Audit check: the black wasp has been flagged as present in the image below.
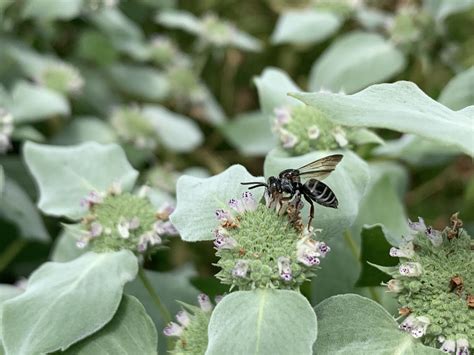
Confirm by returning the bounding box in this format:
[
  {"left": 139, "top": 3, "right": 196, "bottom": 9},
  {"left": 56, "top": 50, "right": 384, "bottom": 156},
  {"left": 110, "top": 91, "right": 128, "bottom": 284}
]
[{"left": 241, "top": 154, "right": 343, "bottom": 229}]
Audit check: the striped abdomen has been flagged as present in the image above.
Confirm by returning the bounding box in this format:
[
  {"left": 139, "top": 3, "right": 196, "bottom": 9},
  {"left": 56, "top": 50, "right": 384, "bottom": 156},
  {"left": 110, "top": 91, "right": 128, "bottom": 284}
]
[{"left": 304, "top": 179, "right": 338, "bottom": 208}]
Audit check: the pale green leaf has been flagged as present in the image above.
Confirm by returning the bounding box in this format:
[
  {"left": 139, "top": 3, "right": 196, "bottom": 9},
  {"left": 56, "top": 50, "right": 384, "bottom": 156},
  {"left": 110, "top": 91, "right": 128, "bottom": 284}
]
[
  {"left": 423, "top": 0, "right": 474, "bottom": 21},
  {"left": 50, "top": 224, "right": 86, "bottom": 262},
  {"left": 22, "top": 0, "right": 83, "bottom": 20},
  {"left": 0, "top": 166, "right": 3, "bottom": 198},
  {"left": 438, "top": 66, "right": 474, "bottom": 110},
  {"left": 62, "top": 295, "right": 158, "bottom": 355},
  {"left": 355, "top": 7, "right": 391, "bottom": 30},
  {"left": 206, "top": 290, "right": 317, "bottom": 355},
  {"left": 0, "top": 285, "right": 22, "bottom": 305},
  {"left": 24, "top": 142, "right": 138, "bottom": 219},
  {"left": 347, "top": 128, "right": 384, "bottom": 146},
  {"left": 51, "top": 117, "right": 118, "bottom": 145},
  {"left": 254, "top": 68, "right": 302, "bottom": 117},
  {"left": 293, "top": 81, "right": 474, "bottom": 156},
  {"left": 231, "top": 31, "right": 262, "bottom": 52},
  {"left": 8, "top": 82, "right": 70, "bottom": 123},
  {"left": 264, "top": 149, "right": 369, "bottom": 240},
  {"left": 108, "top": 65, "right": 169, "bottom": 101},
  {"left": 125, "top": 266, "right": 200, "bottom": 355},
  {"left": 142, "top": 105, "right": 203, "bottom": 152},
  {"left": 309, "top": 32, "right": 406, "bottom": 94},
  {"left": 156, "top": 10, "right": 202, "bottom": 34},
  {"left": 170, "top": 165, "right": 265, "bottom": 242},
  {"left": 314, "top": 294, "right": 443, "bottom": 354},
  {"left": 271, "top": 10, "right": 341, "bottom": 45},
  {"left": 1, "top": 251, "right": 138, "bottom": 355},
  {"left": 11, "top": 126, "right": 44, "bottom": 142},
  {"left": 222, "top": 111, "right": 276, "bottom": 156},
  {"left": 0, "top": 177, "right": 49, "bottom": 242}
]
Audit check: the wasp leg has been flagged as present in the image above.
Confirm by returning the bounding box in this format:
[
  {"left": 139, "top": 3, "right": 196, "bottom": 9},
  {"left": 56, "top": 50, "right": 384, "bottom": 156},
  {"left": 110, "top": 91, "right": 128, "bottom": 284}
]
[{"left": 302, "top": 194, "right": 315, "bottom": 231}]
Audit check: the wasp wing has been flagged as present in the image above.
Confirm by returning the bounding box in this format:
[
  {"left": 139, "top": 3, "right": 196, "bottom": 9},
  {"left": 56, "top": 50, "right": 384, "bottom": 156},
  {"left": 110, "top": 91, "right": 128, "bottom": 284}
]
[{"left": 297, "top": 154, "right": 343, "bottom": 180}]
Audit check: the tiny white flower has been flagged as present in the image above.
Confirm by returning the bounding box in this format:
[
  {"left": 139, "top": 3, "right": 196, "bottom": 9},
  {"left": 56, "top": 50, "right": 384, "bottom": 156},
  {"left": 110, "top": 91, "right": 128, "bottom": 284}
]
[
  {"left": 198, "top": 294, "right": 213, "bottom": 312},
  {"left": 89, "top": 222, "right": 103, "bottom": 238},
  {"left": 332, "top": 127, "right": 348, "bottom": 147},
  {"left": 386, "top": 279, "right": 403, "bottom": 293},
  {"left": 279, "top": 128, "right": 298, "bottom": 148},
  {"left": 307, "top": 125, "right": 320, "bottom": 140},
  {"left": 228, "top": 198, "right": 245, "bottom": 213},
  {"left": 389, "top": 242, "right": 415, "bottom": 258},
  {"left": 399, "top": 314, "right": 416, "bottom": 332},
  {"left": 232, "top": 260, "right": 249, "bottom": 278},
  {"left": 163, "top": 322, "right": 183, "bottom": 337},
  {"left": 399, "top": 262, "right": 423, "bottom": 277},
  {"left": 410, "top": 316, "right": 430, "bottom": 338},
  {"left": 440, "top": 339, "right": 456, "bottom": 353},
  {"left": 214, "top": 229, "right": 237, "bottom": 249},
  {"left": 176, "top": 310, "right": 191, "bottom": 328},
  {"left": 117, "top": 218, "right": 130, "bottom": 239},
  {"left": 241, "top": 191, "right": 258, "bottom": 212},
  {"left": 277, "top": 256, "right": 292, "bottom": 281},
  {"left": 274, "top": 107, "right": 292, "bottom": 126},
  {"left": 425, "top": 227, "right": 443, "bottom": 247},
  {"left": 408, "top": 217, "right": 426, "bottom": 233},
  {"left": 129, "top": 217, "right": 140, "bottom": 230},
  {"left": 456, "top": 339, "right": 470, "bottom": 355}
]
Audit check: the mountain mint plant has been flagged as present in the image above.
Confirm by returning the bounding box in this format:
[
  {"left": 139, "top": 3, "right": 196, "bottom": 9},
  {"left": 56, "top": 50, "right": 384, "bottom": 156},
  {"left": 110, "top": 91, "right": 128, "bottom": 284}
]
[{"left": 382, "top": 214, "right": 473, "bottom": 354}]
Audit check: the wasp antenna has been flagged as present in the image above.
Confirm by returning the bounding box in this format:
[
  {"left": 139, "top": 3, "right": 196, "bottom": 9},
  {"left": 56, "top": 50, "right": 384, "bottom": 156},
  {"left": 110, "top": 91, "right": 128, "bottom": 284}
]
[{"left": 241, "top": 181, "right": 267, "bottom": 189}]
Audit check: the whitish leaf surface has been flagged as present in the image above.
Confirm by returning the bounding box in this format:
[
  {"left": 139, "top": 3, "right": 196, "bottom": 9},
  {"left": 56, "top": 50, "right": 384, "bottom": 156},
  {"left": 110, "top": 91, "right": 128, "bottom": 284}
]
[
  {"left": 51, "top": 117, "right": 118, "bottom": 145},
  {"left": 156, "top": 10, "right": 201, "bottom": 34},
  {"left": 222, "top": 111, "right": 276, "bottom": 156},
  {"left": 254, "top": 68, "right": 302, "bottom": 117},
  {"left": 0, "top": 177, "right": 49, "bottom": 242},
  {"left": 170, "top": 165, "right": 265, "bottom": 241},
  {"left": 22, "top": 0, "right": 83, "bottom": 20},
  {"left": 108, "top": 65, "right": 169, "bottom": 101},
  {"left": 0, "top": 166, "right": 3, "bottom": 198},
  {"left": 423, "top": 0, "right": 474, "bottom": 21},
  {"left": 438, "top": 66, "right": 474, "bottom": 110},
  {"left": 314, "top": 294, "right": 443, "bottom": 354},
  {"left": 293, "top": 81, "right": 474, "bottom": 156},
  {"left": 7, "top": 82, "right": 69, "bottom": 123},
  {"left": 271, "top": 10, "right": 341, "bottom": 45},
  {"left": 50, "top": 224, "right": 86, "bottom": 262},
  {"left": 309, "top": 32, "right": 406, "bottom": 94},
  {"left": 206, "top": 290, "right": 317, "bottom": 355},
  {"left": 24, "top": 142, "right": 138, "bottom": 219},
  {"left": 264, "top": 149, "right": 369, "bottom": 240},
  {"left": 62, "top": 295, "right": 158, "bottom": 355},
  {"left": 1, "top": 251, "right": 138, "bottom": 355},
  {"left": 142, "top": 105, "right": 203, "bottom": 152},
  {"left": 125, "top": 266, "right": 200, "bottom": 354}
]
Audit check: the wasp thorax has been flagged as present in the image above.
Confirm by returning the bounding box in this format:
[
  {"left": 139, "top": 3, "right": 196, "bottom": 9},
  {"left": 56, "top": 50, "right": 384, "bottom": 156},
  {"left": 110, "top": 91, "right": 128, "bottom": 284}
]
[
  {"left": 213, "top": 191, "right": 330, "bottom": 290},
  {"left": 384, "top": 214, "right": 473, "bottom": 352},
  {"left": 77, "top": 185, "right": 177, "bottom": 254}
]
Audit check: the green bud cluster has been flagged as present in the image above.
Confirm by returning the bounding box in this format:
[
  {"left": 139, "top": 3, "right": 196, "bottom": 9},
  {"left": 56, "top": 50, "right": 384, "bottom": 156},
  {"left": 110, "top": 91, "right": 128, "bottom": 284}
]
[
  {"left": 385, "top": 215, "right": 473, "bottom": 352},
  {"left": 149, "top": 36, "right": 178, "bottom": 67},
  {"left": 166, "top": 64, "right": 203, "bottom": 103},
  {"left": 110, "top": 106, "right": 157, "bottom": 150},
  {"left": 39, "top": 63, "right": 84, "bottom": 95}
]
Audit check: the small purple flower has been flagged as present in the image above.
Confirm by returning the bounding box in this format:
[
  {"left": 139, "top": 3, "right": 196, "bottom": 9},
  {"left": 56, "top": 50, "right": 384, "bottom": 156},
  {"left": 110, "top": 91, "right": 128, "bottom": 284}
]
[
  {"left": 215, "top": 295, "right": 224, "bottom": 304},
  {"left": 389, "top": 242, "right": 415, "bottom": 259},
  {"left": 163, "top": 322, "right": 183, "bottom": 337},
  {"left": 425, "top": 227, "right": 443, "bottom": 247},
  {"left": 176, "top": 310, "right": 191, "bottom": 327},
  {"left": 241, "top": 191, "right": 258, "bottom": 212},
  {"left": 307, "top": 125, "right": 320, "bottom": 140},
  {"left": 228, "top": 198, "right": 245, "bottom": 213},
  {"left": 408, "top": 217, "right": 426, "bottom": 233},
  {"left": 399, "top": 314, "right": 416, "bottom": 332},
  {"left": 213, "top": 229, "right": 237, "bottom": 249},
  {"left": 76, "top": 237, "right": 90, "bottom": 249},
  {"left": 399, "top": 262, "right": 422, "bottom": 277},
  {"left": 137, "top": 231, "right": 162, "bottom": 253},
  {"left": 198, "top": 294, "right": 213, "bottom": 312},
  {"left": 232, "top": 260, "right": 249, "bottom": 278},
  {"left": 315, "top": 241, "right": 330, "bottom": 257},
  {"left": 89, "top": 222, "right": 103, "bottom": 238},
  {"left": 279, "top": 129, "right": 298, "bottom": 149},
  {"left": 297, "top": 236, "right": 322, "bottom": 266},
  {"left": 80, "top": 191, "right": 103, "bottom": 208},
  {"left": 410, "top": 316, "right": 430, "bottom": 338},
  {"left": 215, "top": 209, "right": 233, "bottom": 223},
  {"left": 440, "top": 339, "right": 456, "bottom": 353},
  {"left": 129, "top": 217, "right": 140, "bottom": 230},
  {"left": 277, "top": 256, "right": 292, "bottom": 281},
  {"left": 456, "top": 339, "right": 469, "bottom": 355},
  {"left": 386, "top": 279, "right": 403, "bottom": 293},
  {"left": 155, "top": 220, "right": 178, "bottom": 235},
  {"left": 274, "top": 107, "right": 292, "bottom": 126},
  {"left": 157, "top": 202, "right": 175, "bottom": 220}
]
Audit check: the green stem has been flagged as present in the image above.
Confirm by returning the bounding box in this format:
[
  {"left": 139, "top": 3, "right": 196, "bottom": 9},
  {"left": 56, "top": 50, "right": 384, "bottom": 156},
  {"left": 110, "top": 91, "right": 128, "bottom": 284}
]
[
  {"left": 138, "top": 267, "right": 172, "bottom": 324},
  {"left": 0, "top": 239, "right": 27, "bottom": 273}
]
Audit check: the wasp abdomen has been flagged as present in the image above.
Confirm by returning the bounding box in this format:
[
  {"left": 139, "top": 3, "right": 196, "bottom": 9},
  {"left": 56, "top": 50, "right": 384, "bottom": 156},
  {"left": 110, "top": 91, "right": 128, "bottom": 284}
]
[{"left": 305, "top": 179, "right": 338, "bottom": 208}]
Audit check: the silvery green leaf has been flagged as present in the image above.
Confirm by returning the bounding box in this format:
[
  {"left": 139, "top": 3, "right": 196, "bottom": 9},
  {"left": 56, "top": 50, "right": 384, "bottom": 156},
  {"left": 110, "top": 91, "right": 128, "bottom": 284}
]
[
  {"left": 374, "top": 134, "right": 459, "bottom": 166},
  {"left": 264, "top": 148, "right": 369, "bottom": 240},
  {"left": 125, "top": 266, "right": 199, "bottom": 355},
  {"left": 7, "top": 82, "right": 69, "bottom": 123},
  {"left": 351, "top": 162, "right": 409, "bottom": 245},
  {"left": 0, "top": 285, "right": 22, "bottom": 305},
  {"left": 197, "top": 86, "right": 227, "bottom": 125},
  {"left": 438, "top": 66, "right": 474, "bottom": 110},
  {"left": 423, "top": 0, "right": 474, "bottom": 21},
  {"left": 231, "top": 30, "right": 262, "bottom": 52},
  {"left": 51, "top": 117, "right": 118, "bottom": 145},
  {"left": 207, "top": 290, "right": 317, "bottom": 355},
  {"left": 108, "top": 65, "right": 169, "bottom": 101},
  {"left": 309, "top": 32, "right": 406, "bottom": 94},
  {"left": 1, "top": 251, "right": 138, "bottom": 355},
  {"left": 292, "top": 81, "right": 474, "bottom": 156},
  {"left": 347, "top": 128, "right": 384, "bottom": 146},
  {"left": 22, "top": 0, "right": 83, "bottom": 20},
  {"left": 61, "top": 295, "right": 158, "bottom": 355},
  {"left": 24, "top": 142, "right": 138, "bottom": 219},
  {"left": 355, "top": 7, "right": 392, "bottom": 30},
  {"left": 11, "top": 126, "right": 44, "bottom": 142},
  {"left": 271, "top": 10, "right": 341, "bottom": 45},
  {"left": 156, "top": 10, "right": 202, "bottom": 34},
  {"left": 0, "top": 177, "right": 49, "bottom": 242},
  {"left": 0, "top": 166, "right": 3, "bottom": 198},
  {"left": 142, "top": 105, "right": 203, "bottom": 152},
  {"left": 50, "top": 224, "right": 86, "bottom": 262},
  {"left": 2, "top": 40, "right": 50, "bottom": 78},
  {"left": 222, "top": 111, "right": 276, "bottom": 156},
  {"left": 314, "top": 294, "right": 443, "bottom": 354},
  {"left": 170, "top": 165, "right": 265, "bottom": 242},
  {"left": 254, "top": 68, "right": 302, "bottom": 117}
]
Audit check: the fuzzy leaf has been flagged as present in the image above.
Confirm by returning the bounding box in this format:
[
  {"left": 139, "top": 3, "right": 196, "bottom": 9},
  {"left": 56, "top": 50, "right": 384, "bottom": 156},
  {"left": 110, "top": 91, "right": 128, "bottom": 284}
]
[
  {"left": 293, "top": 81, "right": 474, "bottom": 156},
  {"left": 8, "top": 82, "right": 70, "bottom": 123},
  {"left": 438, "top": 66, "right": 474, "bottom": 110},
  {"left": 309, "top": 32, "right": 406, "bottom": 94},
  {"left": 314, "top": 294, "right": 443, "bottom": 354},
  {"left": 51, "top": 117, "right": 118, "bottom": 145},
  {"left": 254, "top": 68, "right": 302, "bottom": 117},
  {"left": 156, "top": 10, "right": 202, "bottom": 34},
  {"left": 24, "top": 142, "right": 138, "bottom": 219},
  {"left": 206, "top": 290, "right": 317, "bottom": 355},
  {"left": 222, "top": 111, "right": 276, "bottom": 156},
  {"left": 1, "top": 251, "right": 138, "bottom": 355},
  {"left": 61, "top": 295, "right": 158, "bottom": 355},
  {"left": 0, "top": 166, "right": 3, "bottom": 197},
  {"left": 0, "top": 177, "right": 49, "bottom": 242},
  {"left": 22, "top": 0, "right": 83, "bottom": 20},
  {"left": 50, "top": 225, "right": 86, "bottom": 262},
  {"left": 170, "top": 165, "right": 265, "bottom": 242},
  {"left": 423, "top": 0, "right": 474, "bottom": 21},
  {"left": 142, "top": 105, "right": 203, "bottom": 152},
  {"left": 271, "top": 10, "right": 341, "bottom": 45}
]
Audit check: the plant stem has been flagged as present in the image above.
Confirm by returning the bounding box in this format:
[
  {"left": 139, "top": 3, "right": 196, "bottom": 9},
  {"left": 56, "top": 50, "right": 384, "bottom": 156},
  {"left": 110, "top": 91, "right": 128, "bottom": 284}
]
[
  {"left": 0, "top": 239, "right": 27, "bottom": 273},
  {"left": 138, "top": 267, "right": 172, "bottom": 324}
]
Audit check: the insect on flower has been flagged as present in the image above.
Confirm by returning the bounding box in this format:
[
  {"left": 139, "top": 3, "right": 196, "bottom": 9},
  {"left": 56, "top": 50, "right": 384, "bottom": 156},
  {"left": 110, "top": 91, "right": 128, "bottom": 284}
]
[{"left": 241, "top": 154, "right": 343, "bottom": 230}]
